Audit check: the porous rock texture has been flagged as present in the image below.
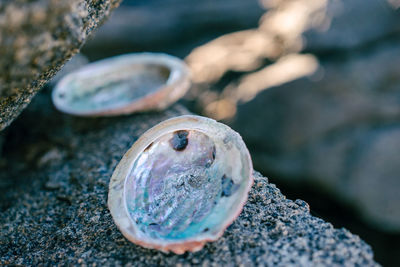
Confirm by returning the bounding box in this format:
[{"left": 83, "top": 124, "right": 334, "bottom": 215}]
[
  {"left": 0, "top": 88, "right": 378, "bottom": 266},
  {"left": 0, "top": 0, "right": 121, "bottom": 131}
]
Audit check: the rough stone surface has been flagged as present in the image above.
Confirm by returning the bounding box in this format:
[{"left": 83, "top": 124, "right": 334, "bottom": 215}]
[
  {"left": 0, "top": 0, "right": 121, "bottom": 131},
  {"left": 0, "top": 88, "right": 378, "bottom": 265}
]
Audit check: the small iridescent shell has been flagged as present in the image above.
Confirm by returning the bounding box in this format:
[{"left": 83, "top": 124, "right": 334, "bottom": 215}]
[
  {"left": 108, "top": 115, "right": 253, "bottom": 254},
  {"left": 52, "top": 53, "right": 190, "bottom": 116}
]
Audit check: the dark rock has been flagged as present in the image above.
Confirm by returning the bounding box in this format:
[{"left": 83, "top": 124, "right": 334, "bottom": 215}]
[
  {"left": 0, "top": 0, "right": 121, "bottom": 131},
  {"left": 0, "top": 89, "right": 377, "bottom": 265}
]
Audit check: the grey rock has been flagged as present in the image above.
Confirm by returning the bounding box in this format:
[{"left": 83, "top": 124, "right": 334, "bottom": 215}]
[
  {"left": 0, "top": 0, "right": 121, "bottom": 131},
  {"left": 0, "top": 90, "right": 377, "bottom": 265},
  {"left": 231, "top": 40, "right": 400, "bottom": 232}
]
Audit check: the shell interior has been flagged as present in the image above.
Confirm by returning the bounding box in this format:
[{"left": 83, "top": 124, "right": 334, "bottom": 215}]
[
  {"left": 61, "top": 64, "right": 169, "bottom": 113},
  {"left": 108, "top": 115, "right": 253, "bottom": 253},
  {"left": 52, "top": 53, "right": 189, "bottom": 115},
  {"left": 125, "top": 128, "right": 249, "bottom": 242}
]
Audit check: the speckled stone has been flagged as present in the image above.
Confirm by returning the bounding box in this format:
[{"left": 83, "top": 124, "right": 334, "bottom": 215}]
[
  {"left": 0, "top": 0, "right": 121, "bottom": 131},
  {"left": 0, "top": 89, "right": 378, "bottom": 266}
]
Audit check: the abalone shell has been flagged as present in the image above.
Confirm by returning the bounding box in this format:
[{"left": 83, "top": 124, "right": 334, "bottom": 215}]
[
  {"left": 108, "top": 115, "right": 253, "bottom": 254},
  {"left": 52, "top": 53, "right": 190, "bottom": 116}
]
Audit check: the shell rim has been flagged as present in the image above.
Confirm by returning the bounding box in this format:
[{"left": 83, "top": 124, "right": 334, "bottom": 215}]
[
  {"left": 108, "top": 115, "right": 253, "bottom": 254},
  {"left": 52, "top": 53, "right": 191, "bottom": 116}
]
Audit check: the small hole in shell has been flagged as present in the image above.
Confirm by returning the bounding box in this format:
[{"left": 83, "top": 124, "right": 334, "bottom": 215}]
[
  {"left": 144, "top": 142, "right": 153, "bottom": 152},
  {"left": 170, "top": 130, "right": 189, "bottom": 151},
  {"left": 221, "top": 175, "right": 239, "bottom": 197}
]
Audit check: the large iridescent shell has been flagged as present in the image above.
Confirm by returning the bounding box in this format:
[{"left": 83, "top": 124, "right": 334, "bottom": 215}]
[
  {"left": 108, "top": 115, "right": 253, "bottom": 254},
  {"left": 52, "top": 53, "right": 190, "bottom": 116}
]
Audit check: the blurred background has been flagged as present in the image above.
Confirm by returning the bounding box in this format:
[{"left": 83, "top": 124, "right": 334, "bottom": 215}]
[{"left": 81, "top": 0, "right": 400, "bottom": 265}]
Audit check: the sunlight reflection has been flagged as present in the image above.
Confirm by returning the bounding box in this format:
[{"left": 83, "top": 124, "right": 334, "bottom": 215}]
[
  {"left": 204, "top": 54, "right": 319, "bottom": 120},
  {"left": 187, "top": 30, "right": 279, "bottom": 83},
  {"left": 233, "top": 54, "right": 319, "bottom": 102},
  {"left": 186, "top": 0, "right": 330, "bottom": 120}
]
